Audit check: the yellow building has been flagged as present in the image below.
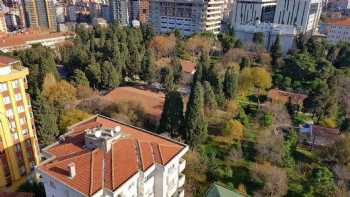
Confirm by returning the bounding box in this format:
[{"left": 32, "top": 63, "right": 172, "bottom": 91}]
[
  {"left": 0, "top": 14, "right": 7, "bottom": 33},
  {"left": 0, "top": 56, "right": 40, "bottom": 188}
]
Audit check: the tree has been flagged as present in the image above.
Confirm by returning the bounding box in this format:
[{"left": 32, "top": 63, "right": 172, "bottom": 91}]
[
  {"left": 221, "top": 119, "right": 244, "bottom": 141},
  {"left": 159, "top": 91, "right": 184, "bottom": 137},
  {"left": 223, "top": 66, "right": 238, "bottom": 99},
  {"left": 170, "top": 56, "right": 182, "bottom": 83},
  {"left": 270, "top": 35, "right": 283, "bottom": 66},
  {"left": 86, "top": 63, "right": 101, "bottom": 88},
  {"left": 255, "top": 129, "right": 284, "bottom": 165},
  {"left": 141, "top": 49, "right": 157, "bottom": 84},
  {"left": 42, "top": 74, "right": 76, "bottom": 107},
  {"left": 253, "top": 32, "right": 264, "bottom": 46},
  {"left": 252, "top": 163, "right": 288, "bottom": 197},
  {"left": 203, "top": 81, "right": 217, "bottom": 111},
  {"left": 32, "top": 93, "right": 59, "bottom": 147},
  {"left": 100, "top": 61, "right": 121, "bottom": 89},
  {"left": 59, "top": 109, "right": 91, "bottom": 132},
  {"left": 309, "top": 167, "right": 336, "bottom": 197},
  {"left": 259, "top": 112, "right": 273, "bottom": 127},
  {"left": 240, "top": 57, "right": 251, "bottom": 69},
  {"left": 71, "top": 69, "right": 90, "bottom": 87},
  {"left": 184, "top": 82, "right": 207, "bottom": 146},
  {"left": 148, "top": 34, "right": 176, "bottom": 58},
  {"left": 160, "top": 67, "right": 175, "bottom": 91}
]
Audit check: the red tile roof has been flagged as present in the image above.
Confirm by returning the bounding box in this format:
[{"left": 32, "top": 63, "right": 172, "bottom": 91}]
[
  {"left": 0, "top": 192, "right": 33, "bottom": 197},
  {"left": 0, "top": 56, "right": 17, "bottom": 67},
  {"left": 39, "top": 115, "right": 186, "bottom": 196}
]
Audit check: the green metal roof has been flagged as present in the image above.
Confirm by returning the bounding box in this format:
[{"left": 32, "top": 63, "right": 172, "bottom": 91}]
[{"left": 205, "top": 184, "right": 246, "bottom": 197}]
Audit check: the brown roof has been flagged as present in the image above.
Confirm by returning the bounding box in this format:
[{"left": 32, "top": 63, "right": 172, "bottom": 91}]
[
  {"left": 268, "top": 89, "right": 307, "bottom": 105},
  {"left": 39, "top": 115, "right": 186, "bottom": 196},
  {"left": 313, "top": 125, "right": 340, "bottom": 137},
  {"left": 102, "top": 86, "right": 165, "bottom": 119},
  {"left": 180, "top": 60, "right": 196, "bottom": 74},
  {"left": 0, "top": 31, "right": 74, "bottom": 48},
  {"left": 0, "top": 192, "right": 33, "bottom": 197},
  {"left": 322, "top": 18, "right": 350, "bottom": 26},
  {"left": 0, "top": 56, "right": 17, "bottom": 67}
]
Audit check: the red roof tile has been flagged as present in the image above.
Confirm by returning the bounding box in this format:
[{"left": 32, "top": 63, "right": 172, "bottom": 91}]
[
  {"left": 0, "top": 56, "right": 17, "bottom": 67},
  {"left": 39, "top": 115, "right": 186, "bottom": 196}
]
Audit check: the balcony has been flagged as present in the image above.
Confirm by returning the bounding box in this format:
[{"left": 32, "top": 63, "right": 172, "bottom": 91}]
[
  {"left": 178, "top": 173, "right": 185, "bottom": 188},
  {"left": 179, "top": 158, "right": 186, "bottom": 173},
  {"left": 178, "top": 189, "right": 185, "bottom": 197}
]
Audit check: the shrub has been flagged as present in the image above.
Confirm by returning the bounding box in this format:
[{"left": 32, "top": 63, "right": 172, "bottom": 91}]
[
  {"left": 259, "top": 112, "right": 273, "bottom": 127},
  {"left": 222, "top": 119, "right": 244, "bottom": 140}
]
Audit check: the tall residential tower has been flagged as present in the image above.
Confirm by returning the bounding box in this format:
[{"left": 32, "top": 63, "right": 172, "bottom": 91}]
[
  {"left": 0, "top": 56, "right": 40, "bottom": 187},
  {"left": 23, "top": 0, "right": 57, "bottom": 31}
]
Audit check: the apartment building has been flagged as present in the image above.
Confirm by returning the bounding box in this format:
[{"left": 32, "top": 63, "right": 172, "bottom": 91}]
[
  {"left": 231, "top": 0, "right": 278, "bottom": 26},
  {"left": 150, "top": 0, "right": 224, "bottom": 36},
  {"left": 37, "top": 115, "right": 188, "bottom": 197},
  {"left": 0, "top": 13, "right": 7, "bottom": 32},
  {"left": 23, "top": 0, "right": 57, "bottom": 31},
  {"left": 320, "top": 18, "right": 350, "bottom": 43},
  {"left": 110, "top": 0, "right": 129, "bottom": 25},
  {"left": 274, "top": 0, "right": 323, "bottom": 33},
  {"left": 130, "top": 0, "right": 150, "bottom": 23},
  {"left": 0, "top": 56, "right": 40, "bottom": 187}
]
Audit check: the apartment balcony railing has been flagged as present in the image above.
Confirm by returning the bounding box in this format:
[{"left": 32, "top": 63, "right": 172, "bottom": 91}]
[
  {"left": 178, "top": 188, "right": 185, "bottom": 197},
  {"left": 178, "top": 173, "right": 185, "bottom": 188},
  {"left": 179, "top": 158, "right": 186, "bottom": 173}
]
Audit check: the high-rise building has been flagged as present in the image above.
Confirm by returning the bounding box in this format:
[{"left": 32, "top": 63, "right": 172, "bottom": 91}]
[
  {"left": 0, "top": 56, "right": 40, "bottom": 187},
  {"left": 0, "top": 13, "right": 7, "bottom": 32},
  {"left": 204, "top": 0, "right": 225, "bottom": 33},
  {"left": 37, "top": 115, "right": 188, "bottom": 197},
  {"left": 101, "top": 4, "right": 111, "bottom": 21},
  {"left": 274, "top": 0, "right": 322, "bottom": 33},
  {"left": 130, "top": 0, "right": 149, "bottom": 23},
  {"left": 23, "top": 0, "right": 57, "bottom": 31},
  {"left": 110, "top": 0, "right": 129, "bottom": 25},
  {"left": 231, "top": 0, "right": 277, "bottom": 26}
]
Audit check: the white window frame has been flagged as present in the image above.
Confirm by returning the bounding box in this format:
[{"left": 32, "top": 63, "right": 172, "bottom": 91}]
[{"left": 3, "top": 96, "right": 10, "bottom": 104}]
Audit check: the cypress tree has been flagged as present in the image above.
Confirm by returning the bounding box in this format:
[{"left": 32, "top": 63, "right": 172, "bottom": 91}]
[
  {"left": 184, "top": 82, "right": 207, "bottom": 146},
  {"left": 170, "top": 56, "right": 182, "bottom": 83},
  {"left": 159, "top": 91, "right": 184, "bottom": 137},
  {"left": 86, "top": 63, "right": 101, "bottom": 88},
  {"left": 141, "top": 49, "right": 157, "bottom": 84},
  {"left": 203, "top": 81, "right": 217, "bottom": 110},
  {"left": 101, "top": 61, "right": 121, "bottom": 89},
  {"left": 270, "top": 35, "right": 283, "bottom": 66},
  {"left": 71, "top": 69, "right": 90, "bottom": 87},
  {"left": 223, "top": 66, "right": 238, "bottom": 99},
  {"left": 160, "top": 67, "right": 175, "bottom": 91}
]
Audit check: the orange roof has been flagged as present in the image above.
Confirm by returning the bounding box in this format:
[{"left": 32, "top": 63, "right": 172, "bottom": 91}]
[
  {"left": 268, "top": 89, "right": 307, "bottom": 105},
  {"left": 0, "top": 31, "right": 74, "bottom": 48},
  {"left": 102, "top": 86, "right": 165, "bottom": 120},
  {"left": 39, "top": 115, "right": 186, "bottom": 196},
  {"left": 322, "top": 18, "right": 350, "bottom": 26},
  {"left": 180, "top": 60, "right": 196, "bottom": 74},
  {"left": 0, "top": 56, "right": 17, "bottom": 67}
]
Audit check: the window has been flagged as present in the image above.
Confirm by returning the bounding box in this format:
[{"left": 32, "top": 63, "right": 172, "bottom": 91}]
[
  {"left": 49, "top": 180, "right": 56, "bottom": 189},
  {"left": 25, "top": 139, "right": 31, "bottom": 147},
  {"left": 12, "top": 133, "right": 18, "bottom": 141},
  {"left": 12, "top": 80, "right": 19, "bottom": 88},
  {"left": 0, "top": 83, "right": 7, "bottom": 92},
  {"left": 17, "top": 105, "right": 24, "bottom": 113},
  {"left": 6, "top": 109, "right": 13, "bottom": 118},
  {"left": 27, "top": 151, "right": 33, "bottom": 160},
  {"left": 14, "top": 93, "right": 22, "bottom": 101},
  {"left": 3, "top": 96, "right": 10, "bottom": 104},
  {"left": 19, "top": 117, "right": 26, "bottom": 125},
  {"left": 10, "top": 121, "right": 16, "bottom": 129},
  {"left": 15, "top": 143, "right": 21, "bottom": 152},
  {"left": 19, "top": 166, "right": 26, "bottom": 176}
]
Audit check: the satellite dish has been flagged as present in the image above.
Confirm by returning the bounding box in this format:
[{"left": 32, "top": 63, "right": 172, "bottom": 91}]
[{"left": 95, "top": 130, "right": 102, "bottom": 138}]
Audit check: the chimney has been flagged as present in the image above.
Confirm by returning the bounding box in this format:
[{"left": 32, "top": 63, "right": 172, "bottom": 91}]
[{"left": 68, "top": 162, "right": 76, "bottom": 179}]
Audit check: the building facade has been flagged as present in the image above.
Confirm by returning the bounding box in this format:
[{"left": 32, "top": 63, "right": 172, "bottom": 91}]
[
  {"left": 23, "top": 0, "right": 57, "bottom": 31},
  {"left": 130, "top": 0, "right": 149, "bottom": 23},
  {"left": 37, "top": 115, "right": 188, "bottom": 197},
  {"left": 231, "top": 0, "right": 277, "bottom": 26},
  {"left": 0, "top": 56, "right": 40, "bottom": 187},
  {"left": 0, "top": 14, "right": 7, "bottom": 32},
  {"left": 320, "top": 18, "right": 350, "bottom": 43},
  {"left": 110, "top": 0, "right": 129, "bottom": 25},
  {"left": 273, "top": 0, "right": 323, "bottom": 33}
]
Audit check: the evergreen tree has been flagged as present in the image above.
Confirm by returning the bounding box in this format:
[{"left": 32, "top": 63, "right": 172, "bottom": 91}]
[
  {"left": 159, "top": 91, "right": 184, "bottom": 137},
  {"left": 160, "top": 67, "right": 175, "bottom": 91},
  {"left": 101, "top": 61, "right": 121, "bottom": 89},
  {"left": 270, "top": 35, "right": 283, "bottom": 66},
  {"left": 203, "top": 81, "right": 217, "bottom": 110},
  {"left": 86, "top": 63, "right": 101, "bottom": 88},
  {"left": 170, "top": 56, "right": 182, "bottom": 83},
  {"left": 253, "top": 32, "right": 264, "bottom": 46},
  {"left": 71, "top": 69, "right": 90, "bottom": 87},
  {"left": 223, "top": 66, "right": 238, "bottom": 99},
  {"left": 141, "top": 49, "right": 157, "bottom": 84},
  {"left": 32, "top": 93, "right": 59, "bottom": 147},
  {"left": 184, "top": 82, "right": 207, "bottom": 146}
]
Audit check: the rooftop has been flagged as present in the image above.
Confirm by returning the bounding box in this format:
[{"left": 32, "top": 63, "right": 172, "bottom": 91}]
[
  {"left": 38, "top": 115, "right": 187, "bottom": 196},
  {"left": 206, "top": 184, "right": 247, "bottom": 197},
  {"left": 102, "top": 86, "right": 165, "bottom": 119},
  {"left": 0, "top": 192, "right": 34, "bottom": 197},
  {"left": 268, "top": 89, "right": 307, "bottom": 105},
  {"left": 0, "top": 56, "right": 18, "bottom": 67},
  {"left": 0, "top": 30, "right": 74, "bottom": 48},
  {"left": 322, "top": 18, "right": 350, "bottom": 26}
]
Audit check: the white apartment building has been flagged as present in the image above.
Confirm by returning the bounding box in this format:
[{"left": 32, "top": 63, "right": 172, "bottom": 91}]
[
  {"left": 231, "top": 0, "right": 277, "bottom": 26},
  {"left": 37, "top": 115, "right": 188, "bottom": 197},
  {"left": 235, "top": 22, "right": 297, "bottom": 53},
  {"left": 274, "top": 0, "right": 323, "bottom": 33},
  {"left": 149, "top": 0, "right": 224, "bottom": 36},
  {"left": 320, "top": 18, "right": 350, "bottom": 43}
]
